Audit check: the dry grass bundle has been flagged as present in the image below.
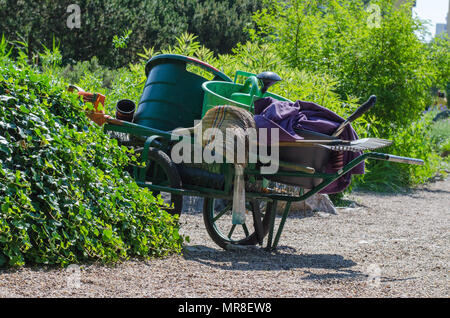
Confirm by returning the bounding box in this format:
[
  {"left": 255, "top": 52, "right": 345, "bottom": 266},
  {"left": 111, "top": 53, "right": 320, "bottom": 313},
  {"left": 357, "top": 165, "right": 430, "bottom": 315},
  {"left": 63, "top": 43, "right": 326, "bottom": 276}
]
[{"left": 189, "top": 105, "right": 256, "bottom": 166}]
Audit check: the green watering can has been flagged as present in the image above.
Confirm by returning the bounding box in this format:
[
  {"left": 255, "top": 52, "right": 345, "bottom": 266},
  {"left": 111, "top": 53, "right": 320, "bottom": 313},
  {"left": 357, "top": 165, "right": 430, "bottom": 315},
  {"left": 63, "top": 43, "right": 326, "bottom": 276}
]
[
  {"left": 201, "top": 70, "right": 286, "bottom": 116},
  {"left": 134, "top": 54, "right": 232, "bottom": 131}
]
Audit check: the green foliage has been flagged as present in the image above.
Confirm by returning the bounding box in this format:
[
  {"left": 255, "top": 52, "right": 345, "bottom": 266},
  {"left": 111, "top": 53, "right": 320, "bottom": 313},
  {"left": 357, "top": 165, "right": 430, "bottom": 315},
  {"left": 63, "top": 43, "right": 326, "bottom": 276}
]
[
  {"left": 187, "top": 0, "right": 261, "bottom": 54},
  {"left": 429, "top": 116, "right": 450, "bottom": 157},
  {"left": 440, "top": 138, "right": 450, "bottom": 153},
  {"left": 335, "top": 2, "right": 434, "bottom": 129},
  {"left": 355, "top": 116, "right": 446, "bottom": 191},
  {"left": 253, "top": 0, "right": 435, "bottom": 130},
  {"left": 248, "top": 0, "right": 449, "bottom": 190},
  {"left": 0, "top": 42, "right": 184, "bottom": 267},
  {"left": 113, "top": 30, "right": 133, "bottom": 50},
  {"left": 58, "top": 57, "right": 119, "bottom": 90},
  {"left": 0, "top": 0, "right": 261, "bottom": 67},
  {"left": 427, "top": 35, "right": 450, "bottom": 97},
  {"left": 40, "top": 38, "right": 63, "bottom": 72}
]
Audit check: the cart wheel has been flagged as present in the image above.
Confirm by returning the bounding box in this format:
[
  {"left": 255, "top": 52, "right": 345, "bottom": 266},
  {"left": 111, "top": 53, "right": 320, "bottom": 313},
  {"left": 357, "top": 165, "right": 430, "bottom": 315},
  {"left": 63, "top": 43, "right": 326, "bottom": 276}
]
[
  {"left": 145, "top": 147, "right": 183, "bottom": 216},
  {"left": 203, "top": 198, "right": 273, "bottom": 250}
]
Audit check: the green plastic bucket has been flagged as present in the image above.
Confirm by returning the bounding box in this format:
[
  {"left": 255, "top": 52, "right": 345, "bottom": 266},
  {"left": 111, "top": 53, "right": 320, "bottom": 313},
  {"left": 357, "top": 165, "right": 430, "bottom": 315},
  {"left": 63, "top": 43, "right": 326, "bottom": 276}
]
[
  {"left": 201, "top": 78, "right": 291, "bottom": 116},
  {"left": 134, "top": 54, "right": 232, "bottom": 131}
]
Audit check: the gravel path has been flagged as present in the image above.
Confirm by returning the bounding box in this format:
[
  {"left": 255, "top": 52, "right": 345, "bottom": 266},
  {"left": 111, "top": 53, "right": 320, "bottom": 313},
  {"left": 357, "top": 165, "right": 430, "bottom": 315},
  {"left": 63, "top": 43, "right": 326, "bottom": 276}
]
[{"left": 1, "top": 179, "right": 449, "bottom": 298}]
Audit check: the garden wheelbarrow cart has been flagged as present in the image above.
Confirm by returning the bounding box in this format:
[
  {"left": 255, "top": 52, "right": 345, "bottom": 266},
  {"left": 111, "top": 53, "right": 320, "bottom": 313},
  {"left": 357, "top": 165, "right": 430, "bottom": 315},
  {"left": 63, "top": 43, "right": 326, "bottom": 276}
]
[{"left": 70, "top": 54, "right": 424, "bottom": 251}]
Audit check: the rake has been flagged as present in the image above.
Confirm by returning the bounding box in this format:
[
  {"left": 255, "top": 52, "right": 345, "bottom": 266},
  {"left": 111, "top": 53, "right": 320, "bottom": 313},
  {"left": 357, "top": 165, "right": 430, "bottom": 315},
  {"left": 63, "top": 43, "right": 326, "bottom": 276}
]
[{"left": 275, "top": 138, "right": 393, "bottom": 152}]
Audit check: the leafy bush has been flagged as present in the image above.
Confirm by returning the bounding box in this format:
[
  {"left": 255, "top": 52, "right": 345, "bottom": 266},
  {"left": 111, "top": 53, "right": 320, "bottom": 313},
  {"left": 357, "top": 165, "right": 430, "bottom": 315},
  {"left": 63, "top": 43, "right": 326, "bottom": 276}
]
[
  {"left": 246, "top": 0, "right": 450, "bottom": 190},
  {"left": 440, "top": 138, "right": 450, "bottom": 154},
  {"left": 0, "top": 39, "right": 184, "bottom": 267},
  {"left": 429, "top": 115, "right": 450, "bottom": 158},
  {"left": 427, "top": 35, "right": 450, "bottom": 98},
  {"left": 0, "top": 0, "right": 261, "bottom": 67},
  {"left": 355, "top": 115, "right": 446, "bottom": 191},
  {"left": 58, "top": 57, "right": 119, "bottom": 89},
  {"left": 430, "top": 117, "right": 450, "bottom": 144},
  {"left": 252, "top": 0, "right": 435, "bottom": 130}
]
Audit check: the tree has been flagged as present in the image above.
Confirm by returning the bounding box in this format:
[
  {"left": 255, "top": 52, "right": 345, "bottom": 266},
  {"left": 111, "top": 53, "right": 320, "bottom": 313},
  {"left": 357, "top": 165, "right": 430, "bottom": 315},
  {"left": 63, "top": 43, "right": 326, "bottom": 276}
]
[{"left": 0, "top": 0, "right": 262, "bottom": 67}]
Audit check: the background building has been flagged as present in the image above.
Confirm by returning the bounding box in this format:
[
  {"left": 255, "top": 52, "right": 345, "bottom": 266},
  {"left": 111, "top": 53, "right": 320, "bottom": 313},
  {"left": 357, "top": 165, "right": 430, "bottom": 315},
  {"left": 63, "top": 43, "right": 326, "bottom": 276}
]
[
  {"left": 435, "top": 1, "right": 449, "bottom": 38},
  {"left": 436, "top": 23, "right": 447, "bottom": 36}
]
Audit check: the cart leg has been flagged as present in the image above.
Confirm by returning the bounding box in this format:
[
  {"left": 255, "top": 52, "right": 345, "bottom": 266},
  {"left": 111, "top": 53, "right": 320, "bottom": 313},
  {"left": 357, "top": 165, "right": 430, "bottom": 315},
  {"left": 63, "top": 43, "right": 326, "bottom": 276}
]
[
  {"left": 265, "top": 200, "right": 278, "bottom": 250},
  {"left": 253, "top": 202, "right": 265, "bottom": 246},
  {"left": 265, "top": 200, "right": 292, "bottom": 251},
  {"left": 272, "top": 201, "right": 291, "bottom": 249}
]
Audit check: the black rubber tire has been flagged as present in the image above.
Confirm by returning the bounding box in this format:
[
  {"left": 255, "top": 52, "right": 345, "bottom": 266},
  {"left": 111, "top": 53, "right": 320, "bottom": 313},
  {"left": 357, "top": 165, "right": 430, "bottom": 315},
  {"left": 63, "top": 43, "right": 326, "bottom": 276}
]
[
  {"left": 145, "top": 147, "right": 183, "bottom": 216},
  {"left": 202, "top": 198, "right": 273, "bottom": 250}
]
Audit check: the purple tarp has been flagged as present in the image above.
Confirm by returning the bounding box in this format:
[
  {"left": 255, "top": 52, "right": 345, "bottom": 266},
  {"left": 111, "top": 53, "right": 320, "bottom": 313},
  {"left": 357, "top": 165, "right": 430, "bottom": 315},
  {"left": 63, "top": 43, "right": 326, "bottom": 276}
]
[{"left": 253, "top": 97, "right": 364, "bottom": 194}]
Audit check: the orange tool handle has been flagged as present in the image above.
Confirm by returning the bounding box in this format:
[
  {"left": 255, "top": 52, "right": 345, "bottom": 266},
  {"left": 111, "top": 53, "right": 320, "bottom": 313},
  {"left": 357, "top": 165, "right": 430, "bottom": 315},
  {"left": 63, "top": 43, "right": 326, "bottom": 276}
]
[
  {"left": 68, "top": 85, "right": 109, "bottom": 125},
  {"left": 68, "top": 85, "right": 106, "bottom": 112},
  {"left": 78, "top": 91, "right": 106, "bottom": 112}
]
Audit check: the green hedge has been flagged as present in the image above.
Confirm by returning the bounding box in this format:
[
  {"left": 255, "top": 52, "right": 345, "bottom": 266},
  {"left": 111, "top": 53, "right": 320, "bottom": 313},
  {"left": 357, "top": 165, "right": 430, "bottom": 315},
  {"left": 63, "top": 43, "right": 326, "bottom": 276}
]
[
  {"left": 0, "top": 39, "right": 184, "bottom": 267},
  {"left": 0, "top": 0, "right": 261, "bottom": 67}
]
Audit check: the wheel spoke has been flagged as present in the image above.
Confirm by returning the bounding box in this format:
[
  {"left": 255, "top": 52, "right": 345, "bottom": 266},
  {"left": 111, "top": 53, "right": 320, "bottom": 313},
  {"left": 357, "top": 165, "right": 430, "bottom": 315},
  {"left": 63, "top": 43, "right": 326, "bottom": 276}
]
[
  {"left": 242, "top": 223, "right": 250, "bottom": 237},
  {"left": 228, "top": 224, "right": 237, "bottom": 239},
  {"left": 205, "top": 198, "right": 269, "bottom": 249},
  {"left": 213, "top": 202, "right": 232, "bottom": 222}
]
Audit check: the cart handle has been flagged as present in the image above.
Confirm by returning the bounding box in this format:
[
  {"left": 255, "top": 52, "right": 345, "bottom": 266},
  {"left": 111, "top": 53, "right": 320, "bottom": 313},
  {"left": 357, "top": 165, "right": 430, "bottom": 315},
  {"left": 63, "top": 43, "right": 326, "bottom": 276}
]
[
  {"left": 370, "top": 153, "right": 424, "bottom": 165},
  {"left": 145, "top": 54, "right": 232, "bottom": 82}
]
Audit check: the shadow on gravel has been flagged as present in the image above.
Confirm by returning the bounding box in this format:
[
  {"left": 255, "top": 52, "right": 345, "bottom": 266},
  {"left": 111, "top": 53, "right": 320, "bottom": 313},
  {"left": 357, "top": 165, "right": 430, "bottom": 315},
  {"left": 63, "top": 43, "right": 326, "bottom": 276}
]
[
  {"left": 353, "top": 180, "right": 450, "bottom": 199},
  {"left": 414, "top": 188, "right": 450, "bottom": 195},
  {"left": 183, "top": 245, "right": 366, "bottom": 281},
  {"left": 183, "top": 245, "right": 416, "bottom": 283},
  {"left": 399, "top": 187, "right": 450, "bottom": 200}
]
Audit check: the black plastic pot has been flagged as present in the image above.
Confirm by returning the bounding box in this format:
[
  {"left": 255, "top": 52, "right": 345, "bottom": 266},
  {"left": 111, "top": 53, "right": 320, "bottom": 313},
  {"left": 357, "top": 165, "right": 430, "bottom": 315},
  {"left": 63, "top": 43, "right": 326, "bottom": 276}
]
[{"left": 116, "top": 99, "right": 136, "bottom": 122}]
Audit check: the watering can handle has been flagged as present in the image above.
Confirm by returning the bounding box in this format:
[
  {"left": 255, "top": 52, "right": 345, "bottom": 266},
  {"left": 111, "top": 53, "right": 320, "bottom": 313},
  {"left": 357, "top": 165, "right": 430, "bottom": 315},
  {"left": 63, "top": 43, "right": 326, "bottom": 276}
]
[
  {"left": 234, "top": 70, "right": 258, "bottom": 84},
  {"left": 184, "top": 56, "right": 232, "bottom": 81},
  {"left": 242, "top": 76, "right": 262, "bottom": 100},
  {"left": 145, "top": 54, "right": 232, "bottom": 82}
]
